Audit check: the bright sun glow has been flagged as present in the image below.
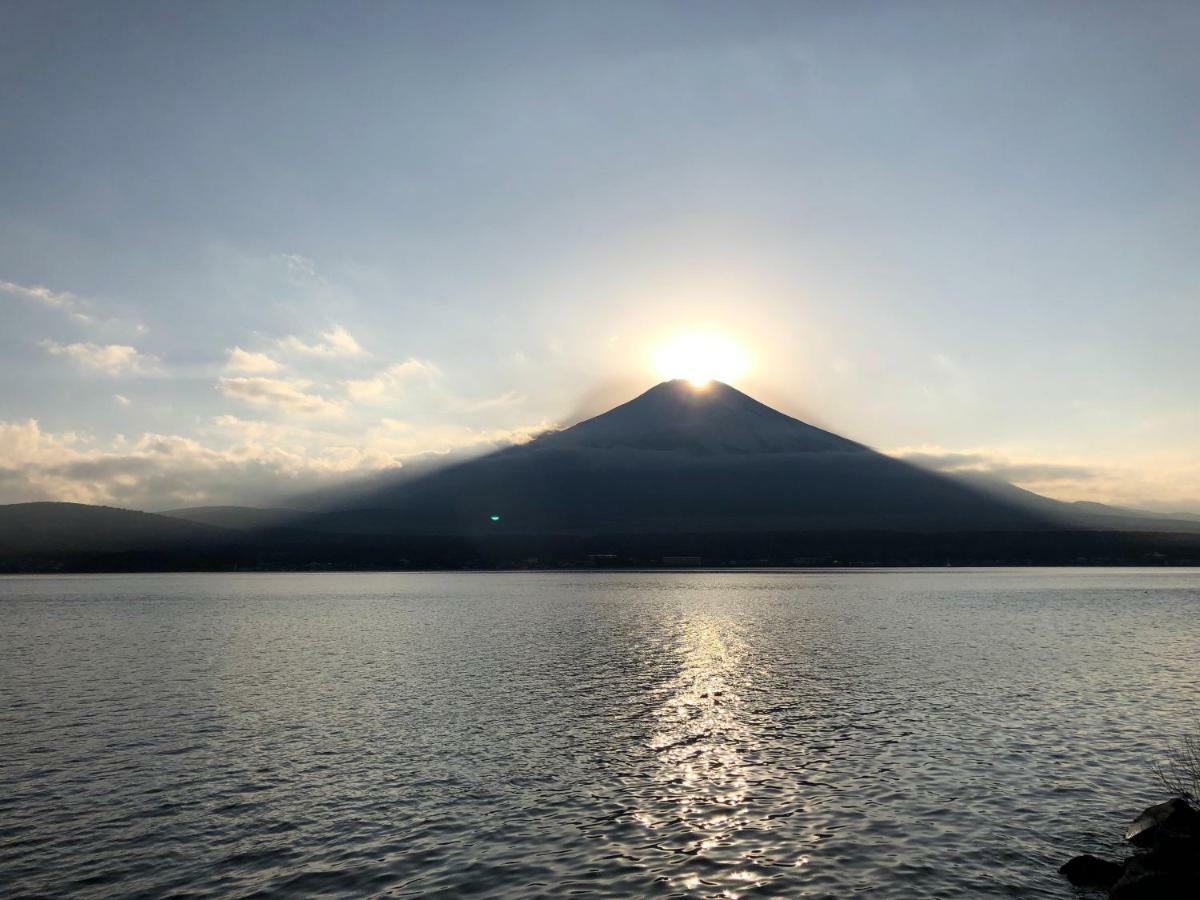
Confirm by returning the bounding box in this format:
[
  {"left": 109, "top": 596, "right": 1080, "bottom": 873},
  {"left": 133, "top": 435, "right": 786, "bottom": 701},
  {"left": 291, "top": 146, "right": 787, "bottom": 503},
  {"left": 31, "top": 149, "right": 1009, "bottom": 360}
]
[{"left": 652, "top": 333, "right": 750, "bottom": 387}]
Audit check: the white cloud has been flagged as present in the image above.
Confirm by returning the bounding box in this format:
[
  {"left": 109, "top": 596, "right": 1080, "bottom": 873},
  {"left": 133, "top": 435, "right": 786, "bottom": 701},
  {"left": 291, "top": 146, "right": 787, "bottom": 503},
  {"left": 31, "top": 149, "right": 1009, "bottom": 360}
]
[
  {"left": 225, "top": 346, "right": 283, "bottom": 373},
  {"left": 40, "top": 340, "right": 161, "bottom": 376},
  {"left": 1, "top": 278, "right": 92, "bottom": 324},
  {"left": 278, "top": 325, "right": 365, "bottom": 358},
  {"left": 217, "top": 376, "right": 343, "bottom": 416},
  {"left": 343, "top": 358, "right": 440, "bottom": 401}
]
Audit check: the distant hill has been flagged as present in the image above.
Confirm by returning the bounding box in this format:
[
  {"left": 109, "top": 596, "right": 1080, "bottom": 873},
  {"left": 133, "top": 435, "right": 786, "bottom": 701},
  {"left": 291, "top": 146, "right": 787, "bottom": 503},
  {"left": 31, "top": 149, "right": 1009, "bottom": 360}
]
[
  {"left": 955, "top": 475, "right": 1200, "bottom": 534},
  {"left": 1066, "top": 500, "right": 1200, "bottom": 529},
  {"left": 159, "top": 506, "right": 303, "bottom": 530},
  {"left": 0, "top": 502, "right": 231, "bottom": 555}
]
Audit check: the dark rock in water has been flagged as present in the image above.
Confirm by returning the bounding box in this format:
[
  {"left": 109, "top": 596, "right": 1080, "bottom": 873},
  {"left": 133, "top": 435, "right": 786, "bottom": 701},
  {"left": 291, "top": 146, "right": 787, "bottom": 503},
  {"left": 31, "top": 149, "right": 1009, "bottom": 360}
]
[
  {"left": 1109, "top": 855, "right": 1197, "bottom": 900},
  {"left": 1062, "top": 798, "right": 1200, "bottom": 897},
  {"left": 1059, "top": 854, "right": 1122, "bottom": 887},
  {"left": 1124, "top": 798, "right": 1200, "bottom": 849}
]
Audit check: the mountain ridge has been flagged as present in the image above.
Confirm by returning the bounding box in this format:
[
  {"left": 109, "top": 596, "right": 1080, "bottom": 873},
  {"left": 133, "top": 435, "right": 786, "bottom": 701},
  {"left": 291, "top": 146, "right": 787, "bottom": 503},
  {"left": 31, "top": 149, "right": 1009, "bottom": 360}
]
[{"left": 0, "top": 502, "right": 233, "bottom": 555}]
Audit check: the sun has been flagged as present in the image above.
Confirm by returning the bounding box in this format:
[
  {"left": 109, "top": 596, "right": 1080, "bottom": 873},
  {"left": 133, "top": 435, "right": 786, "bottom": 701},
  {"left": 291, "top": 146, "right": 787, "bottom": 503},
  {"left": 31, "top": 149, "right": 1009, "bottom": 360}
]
[{"left": 652, "top": 333, "right": 750, "bottom": 387}]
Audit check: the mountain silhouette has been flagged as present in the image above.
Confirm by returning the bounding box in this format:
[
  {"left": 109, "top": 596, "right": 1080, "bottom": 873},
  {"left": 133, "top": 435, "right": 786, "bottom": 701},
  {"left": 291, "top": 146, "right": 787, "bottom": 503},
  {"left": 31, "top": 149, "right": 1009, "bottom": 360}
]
[
  {"left": 6, "top": 382, "right": 1200, "bottom": 572},
  {"left": 310, "top": 380, "right": 1064, "bottom": 535}
]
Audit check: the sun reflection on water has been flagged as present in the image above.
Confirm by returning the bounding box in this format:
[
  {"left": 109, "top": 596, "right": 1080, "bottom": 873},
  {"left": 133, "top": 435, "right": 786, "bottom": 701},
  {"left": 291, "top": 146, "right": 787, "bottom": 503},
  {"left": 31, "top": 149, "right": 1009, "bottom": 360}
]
[{"left": 646, "top": 616, "right": 771, "bottom": 893}]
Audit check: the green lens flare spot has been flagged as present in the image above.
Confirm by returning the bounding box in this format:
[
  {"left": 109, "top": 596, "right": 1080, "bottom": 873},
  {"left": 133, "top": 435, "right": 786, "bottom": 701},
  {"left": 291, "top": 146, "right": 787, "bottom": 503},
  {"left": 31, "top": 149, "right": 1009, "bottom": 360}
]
[{"left": 489, "top": 514, "right": 501, "bottom": 522}]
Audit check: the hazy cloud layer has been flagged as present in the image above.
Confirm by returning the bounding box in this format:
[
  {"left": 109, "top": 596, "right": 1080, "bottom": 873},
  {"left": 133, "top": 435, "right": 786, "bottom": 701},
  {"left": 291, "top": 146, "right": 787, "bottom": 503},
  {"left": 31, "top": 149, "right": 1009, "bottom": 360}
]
[
  {"left": 895, "top": 449, "right": 1100, "bottom": 484},
  {"left": 893, "top": 445, "right": 1200, "bottom": 515}
]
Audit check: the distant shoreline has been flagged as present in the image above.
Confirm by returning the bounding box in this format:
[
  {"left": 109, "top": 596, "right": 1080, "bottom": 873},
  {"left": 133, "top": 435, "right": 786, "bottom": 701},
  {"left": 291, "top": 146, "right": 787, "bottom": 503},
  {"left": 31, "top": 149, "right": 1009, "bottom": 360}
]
[
  {"left": 6, "top": 502, "right": 1200, "bottom": 573},
  {"left": 5, "top": 562, "right": 1200, "bottom": 577}
]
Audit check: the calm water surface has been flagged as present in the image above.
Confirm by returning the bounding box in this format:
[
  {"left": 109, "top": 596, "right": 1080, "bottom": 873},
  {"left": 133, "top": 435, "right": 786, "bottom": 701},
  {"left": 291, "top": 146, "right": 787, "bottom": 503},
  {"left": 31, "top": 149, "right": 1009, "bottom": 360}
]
[{"left": 1, "top": 569, "right": 1197, "bottom": 898}]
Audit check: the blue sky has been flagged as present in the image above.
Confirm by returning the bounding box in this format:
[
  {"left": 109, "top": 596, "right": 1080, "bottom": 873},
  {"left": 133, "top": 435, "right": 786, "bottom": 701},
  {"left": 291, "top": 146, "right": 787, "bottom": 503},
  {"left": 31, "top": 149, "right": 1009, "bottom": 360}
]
[{"left": 2, "top": 1, "right": 1198, "bottom": 511}]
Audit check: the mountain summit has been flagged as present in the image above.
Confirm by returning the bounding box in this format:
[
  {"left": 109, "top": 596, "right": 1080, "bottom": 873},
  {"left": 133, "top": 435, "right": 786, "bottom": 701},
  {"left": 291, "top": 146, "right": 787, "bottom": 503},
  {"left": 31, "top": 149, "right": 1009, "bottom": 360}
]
[
  {"left": 314, "top": 380, "right": 1059, "bottom": 536},
  {"left": 543, "top": 380, "right": 864, "bottom": 455}
]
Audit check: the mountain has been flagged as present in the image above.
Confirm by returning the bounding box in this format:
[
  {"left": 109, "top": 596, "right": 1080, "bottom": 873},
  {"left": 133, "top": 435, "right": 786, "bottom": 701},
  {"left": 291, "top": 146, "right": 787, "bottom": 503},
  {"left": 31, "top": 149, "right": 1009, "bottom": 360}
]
[
  {"left": 5, "top": 382, "right": 1200, "bottom": 571},
  {"left": 308, "top": 380, "right": 1068, "bottom": 536}
]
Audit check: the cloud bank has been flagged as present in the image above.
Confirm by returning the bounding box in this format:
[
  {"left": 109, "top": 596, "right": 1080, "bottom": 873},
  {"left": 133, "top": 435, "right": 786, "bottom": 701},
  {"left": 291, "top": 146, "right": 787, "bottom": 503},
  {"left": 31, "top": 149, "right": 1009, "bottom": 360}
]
[{"left": 0, "top": 415, "right": 552, "bottom": 511}]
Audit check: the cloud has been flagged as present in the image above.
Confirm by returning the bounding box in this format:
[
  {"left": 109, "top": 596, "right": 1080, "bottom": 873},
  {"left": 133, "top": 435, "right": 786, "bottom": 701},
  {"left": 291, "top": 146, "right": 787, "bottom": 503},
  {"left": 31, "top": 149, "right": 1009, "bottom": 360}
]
[
  {"left": 366, "top": 417, "right": 553, "bottom": 459},
  {"left": 225, "top": 346, "right": 283, "bottom": 373},
  {"left": 280, "top": 253, "right": 317, "bottom": 278},
  {"left": 339, "top": 359, "right": 524, "bottom": 414},
  {"left": 40, "top": 340, "right": 161, "bottom": 376},
  {"left": 887, "top": 444, "right": 1200, "bottom": 513},
  {"left": 278, "top": 325, "right": 365, "bottom": 358},
  {"left": 0, "top": 414, "right": 558, "bottom": 510},
  {"left": 454, "top": 390, "right": 526, "bottom": 413},
  {"left": 979, "top": 461, "right": 1100, "bottom": 483},
  {"left": 1, "top": 278, "right": 92, "bottom": 324},
  {"left": 114, "top": 394, "right": 131, "bottom": 406},
  {"left": 0, "top": 418, "right": 325, "bottom": 508},
  {"left": 2, "top": 277, "right": 148, "bottom": 335},
  {"left": 343, "top": 358, "right": 440, "bottom": 401},
  {"left": 217, "top": 376, "right": 343, "bottom": 416},
  {"left": 893, "top": 447, "right": 1099, "bottom": 483}
]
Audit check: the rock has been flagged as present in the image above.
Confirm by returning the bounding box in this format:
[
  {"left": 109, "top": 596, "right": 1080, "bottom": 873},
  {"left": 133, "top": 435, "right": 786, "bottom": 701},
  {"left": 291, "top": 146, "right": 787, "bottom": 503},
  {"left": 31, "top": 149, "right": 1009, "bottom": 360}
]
[
  {"left": 1109, "top": 855, "right": 1197, "bottom": 900},
  {"left": 1124, "top": 798, "right": 1200, "bottom": 849},
  {"left": 1059, "top": 853, "right": 1123, "bottom": 887},
  {"left": 1060, "top": 798, "right": 1200, "bottom": 897}
]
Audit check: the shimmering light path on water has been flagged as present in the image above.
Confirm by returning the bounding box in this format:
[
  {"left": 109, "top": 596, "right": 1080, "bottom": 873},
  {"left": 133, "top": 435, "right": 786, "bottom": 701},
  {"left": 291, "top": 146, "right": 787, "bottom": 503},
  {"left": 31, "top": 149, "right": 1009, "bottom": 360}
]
[{"left": 1, "top": 570, "right": 1197, "bottom": 897}]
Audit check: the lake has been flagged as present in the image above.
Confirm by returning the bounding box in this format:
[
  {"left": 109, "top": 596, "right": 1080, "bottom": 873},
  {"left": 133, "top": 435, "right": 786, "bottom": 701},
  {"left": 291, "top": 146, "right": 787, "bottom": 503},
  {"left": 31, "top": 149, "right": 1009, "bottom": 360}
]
[{"left": 1, "top": 569, "right": 1197, "bottom": 897}]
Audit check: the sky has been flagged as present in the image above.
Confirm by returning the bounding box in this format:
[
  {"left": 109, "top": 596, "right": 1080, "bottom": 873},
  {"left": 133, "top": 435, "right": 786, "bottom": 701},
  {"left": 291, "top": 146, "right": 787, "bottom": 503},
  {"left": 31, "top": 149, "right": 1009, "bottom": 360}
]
[{"left": 2, "top": 1, "right": 1198, "bottom": 512}]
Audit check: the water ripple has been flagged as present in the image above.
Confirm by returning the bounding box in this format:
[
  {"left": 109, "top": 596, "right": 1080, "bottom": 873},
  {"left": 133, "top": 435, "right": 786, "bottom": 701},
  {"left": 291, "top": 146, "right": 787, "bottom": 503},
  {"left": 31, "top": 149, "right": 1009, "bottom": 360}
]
[{"left": 1, "top": 569, "right": 1197, "bottom": 897}]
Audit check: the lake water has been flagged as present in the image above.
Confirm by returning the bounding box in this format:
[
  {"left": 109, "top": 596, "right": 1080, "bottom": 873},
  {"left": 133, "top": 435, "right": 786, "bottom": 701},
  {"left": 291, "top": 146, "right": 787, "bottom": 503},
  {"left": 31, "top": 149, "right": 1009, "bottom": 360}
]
[{"left": 1, "top": 570, "right": 1197, "bottom": 898}]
